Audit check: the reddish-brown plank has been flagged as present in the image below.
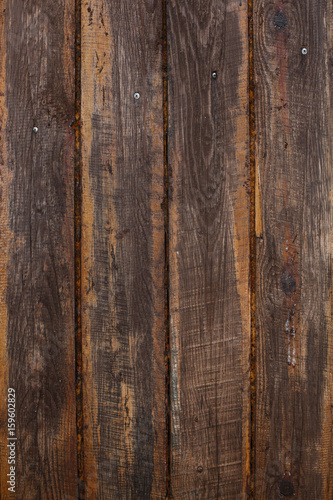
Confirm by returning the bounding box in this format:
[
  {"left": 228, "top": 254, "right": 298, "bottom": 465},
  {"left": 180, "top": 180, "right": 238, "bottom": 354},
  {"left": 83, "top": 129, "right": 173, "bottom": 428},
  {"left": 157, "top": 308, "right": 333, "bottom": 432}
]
[
  {"left": 254, "top": 0, "right": 333, "bottom": 497},
  {"left": 168, "top": 0, "right": 251, "bottom": 497},
  {"left": 0, "top": 1, "right": 77, "bottom": 498},
  {"left": 81, "top": 0, "right": 166, "bottom": 497}
]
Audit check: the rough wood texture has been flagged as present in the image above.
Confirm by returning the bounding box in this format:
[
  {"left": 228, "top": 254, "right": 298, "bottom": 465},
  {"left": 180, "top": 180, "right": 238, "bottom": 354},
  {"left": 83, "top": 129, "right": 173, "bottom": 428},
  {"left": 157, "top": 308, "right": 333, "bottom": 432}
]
[
  {"left": 81, "top": 1, "right": 166, "bottom": 497},
  {"left": 0, "top": 1, "right": 333, "bottom": 496},
  {"left": 254, "top": 0, "right": 333, "bottom": 497},
  {"left": 0, "top": 1, "right": 77, "bottom": 498},
  {"left": 168, "top": 0, "right": 251, "bottom": 497}
]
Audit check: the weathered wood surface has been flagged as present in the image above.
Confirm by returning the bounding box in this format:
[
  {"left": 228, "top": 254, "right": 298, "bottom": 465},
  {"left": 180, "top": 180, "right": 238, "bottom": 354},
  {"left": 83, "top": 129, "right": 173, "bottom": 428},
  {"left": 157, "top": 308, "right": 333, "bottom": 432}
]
[
  {"left": 0, "top": 1, "right": 332, "bottom": 497},
  {"left": 254, "top": 0, "right": 333, "bottom": 497},
  {"left": 0, "top": 0, "right": 77, "bottom": 498},
  {"left": 81, "top": 0, "right": 166, "bottom": 497},
  {"left": 168, "top": 0, "right": 251, "bottom": 497}
]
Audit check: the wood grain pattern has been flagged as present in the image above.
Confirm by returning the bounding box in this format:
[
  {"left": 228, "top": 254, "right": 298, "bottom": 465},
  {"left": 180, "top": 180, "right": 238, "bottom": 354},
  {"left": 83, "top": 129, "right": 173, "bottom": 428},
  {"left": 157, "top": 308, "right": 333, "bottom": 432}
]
[
  {"left": 0, "top": 1, "right": 77, "bottom": 498},
  {"left": 81, "top": 1, "right": 166, "bottom": 497},
  {"left": 254, "top": 0, "right": 333, "bottom": 497},
  {"left": 0, "top": 1, "right": 332, "bottom": 496},
  {"left": 168, "top": 0, "right": 251, "bottom": 497}
]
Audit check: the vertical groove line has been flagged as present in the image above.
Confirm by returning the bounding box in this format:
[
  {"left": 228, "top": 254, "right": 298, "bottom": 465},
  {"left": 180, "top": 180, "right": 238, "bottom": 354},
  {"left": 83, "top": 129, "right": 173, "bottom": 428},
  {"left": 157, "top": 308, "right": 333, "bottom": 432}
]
[
  {"left": 74, "top": 0, "right": 84, "bottom": 498},
  {"left": 248, "top": 0, "right": 256, "bottom": 497},
  {"left": 162, "top": 0, "right": 171, "bottom": 497}
]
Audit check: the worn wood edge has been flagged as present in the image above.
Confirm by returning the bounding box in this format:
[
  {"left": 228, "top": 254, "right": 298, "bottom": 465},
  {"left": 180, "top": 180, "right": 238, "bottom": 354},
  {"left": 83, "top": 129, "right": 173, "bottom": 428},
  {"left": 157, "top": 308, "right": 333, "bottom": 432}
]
[
  {"left": 0, "top": 5, "right": 12, "bottom": 497},
  {"left": 320, "top": 3, "right": 333, "bottom": 497},
  {"left": 248, "top": 0, "right": 257, "bottom": 497},
  {"left": 81, "top": 3, "right": 102, "bottom": 495},
  {"left": 162, "top": 0, "right": 171, "bottom": 495},
  {"left": 150, "top": 74, "right": 168, "bottom": 499},
  {"left": 74, "top": 0, "right": 85, "bottom": 497},
  {"left": 229, "top": 4, "right": 252, "bottom": 497}
]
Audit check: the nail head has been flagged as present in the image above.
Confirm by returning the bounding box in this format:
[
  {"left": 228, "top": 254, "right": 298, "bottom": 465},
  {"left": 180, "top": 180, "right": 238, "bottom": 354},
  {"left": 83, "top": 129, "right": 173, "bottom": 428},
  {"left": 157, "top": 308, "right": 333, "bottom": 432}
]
[
  {"left": 212, "top": 71, "right": 217, "bottom": 79},
  {"left": 301, "top": 47, "right": 307, "bottom": 55},
  {"left": 134, "top": 92, "right": 140, "bottom": 100},
  {"left": 33, "top": 126, "right": 38, "bottom": 133}
]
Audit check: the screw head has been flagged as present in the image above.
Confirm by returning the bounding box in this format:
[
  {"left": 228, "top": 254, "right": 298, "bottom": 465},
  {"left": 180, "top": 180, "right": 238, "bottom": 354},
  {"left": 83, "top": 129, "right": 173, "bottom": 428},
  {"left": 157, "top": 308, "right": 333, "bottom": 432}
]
[
  {"left": 301, "top": 47, "right": 307, "bottom": 55},
  {"left": 134, "top": 92, "right": 140, "bottom": 100},
  {"left": 33, "top": 126, "right": 38, "bottom": 133},
  {"left": 211, "top": 71, "right": 217, "bottom": 79}
]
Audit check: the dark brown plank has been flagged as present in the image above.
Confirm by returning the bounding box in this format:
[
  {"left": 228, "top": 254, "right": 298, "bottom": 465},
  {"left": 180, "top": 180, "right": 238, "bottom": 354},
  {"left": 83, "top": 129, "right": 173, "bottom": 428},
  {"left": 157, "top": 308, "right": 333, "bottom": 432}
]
[
  {"left": 168, "top": 1, "right": 251, "bottom": 497},
  {"left": 81, "top": 1, "right": 166, "bottom": 497},
  {"left": 0, "top": 1, "right": 77, "bottom": 498},
  {"left": 254, "top": 1, "right": 333, "bottom": 497}
]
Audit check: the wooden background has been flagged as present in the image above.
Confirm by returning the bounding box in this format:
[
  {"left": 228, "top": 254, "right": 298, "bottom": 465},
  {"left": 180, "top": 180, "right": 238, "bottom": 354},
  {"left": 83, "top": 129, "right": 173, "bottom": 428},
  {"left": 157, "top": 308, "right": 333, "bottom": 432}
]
[{"left": 0, "top": 0, "right": 332, "bottom": 498}]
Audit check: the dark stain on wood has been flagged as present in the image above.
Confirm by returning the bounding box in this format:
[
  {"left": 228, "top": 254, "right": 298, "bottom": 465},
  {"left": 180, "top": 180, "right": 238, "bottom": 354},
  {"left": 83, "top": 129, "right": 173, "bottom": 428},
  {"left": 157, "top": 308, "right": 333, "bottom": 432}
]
[
  {"left": 279, "top": 476, "right": 295, "bottom": 497},
  {"left": 274, "top": 11, "right": 288, "bottom": 31},
  {"left": 281, "top": 269, "right": 296, "bottom": 295}
]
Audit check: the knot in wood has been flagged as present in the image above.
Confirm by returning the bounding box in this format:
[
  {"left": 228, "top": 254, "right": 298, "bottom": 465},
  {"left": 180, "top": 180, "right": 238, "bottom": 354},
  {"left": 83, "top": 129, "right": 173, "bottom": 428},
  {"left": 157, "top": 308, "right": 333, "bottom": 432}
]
[{"left": 274, "top": 11, "right": 288, "bottom": 30}]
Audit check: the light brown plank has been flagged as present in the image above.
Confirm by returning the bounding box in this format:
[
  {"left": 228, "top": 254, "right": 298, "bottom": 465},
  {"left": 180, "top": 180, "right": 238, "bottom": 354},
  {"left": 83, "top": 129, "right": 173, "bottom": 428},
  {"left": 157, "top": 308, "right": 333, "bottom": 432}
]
[{"left": 81, "top": 0, "right": 166, "bottom": 497}]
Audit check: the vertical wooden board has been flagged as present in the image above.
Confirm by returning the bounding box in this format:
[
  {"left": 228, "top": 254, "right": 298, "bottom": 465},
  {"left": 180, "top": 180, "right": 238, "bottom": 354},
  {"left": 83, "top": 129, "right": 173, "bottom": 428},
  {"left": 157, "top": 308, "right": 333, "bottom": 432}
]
[
  {"left": 168, "top": 1, "right": 250, "bottom": 497},
  {"left": 0, "top": 1, "right": 77, "bottom": 499},
  {"left": 81, "top": 1, "right": 165, "bottom": 497},
  {"left": 254, "top": 0, "right": 333, "bottom": 497}
]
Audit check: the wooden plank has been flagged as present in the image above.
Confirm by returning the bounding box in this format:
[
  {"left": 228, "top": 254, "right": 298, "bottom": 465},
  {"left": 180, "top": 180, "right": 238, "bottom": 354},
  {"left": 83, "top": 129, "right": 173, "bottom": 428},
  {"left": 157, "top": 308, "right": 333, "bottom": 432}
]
[
  {"left": 254, "top": 1, "right": 333, "bottom": 497},
  {"left": 0, "top": 1, "right": 77, "bottom": 498},
  {"left": 168, "top": 1, "right": 251, "bottom": 497},
  {"left": 81, "top": 1, "right": 165, "bottom": 497}
]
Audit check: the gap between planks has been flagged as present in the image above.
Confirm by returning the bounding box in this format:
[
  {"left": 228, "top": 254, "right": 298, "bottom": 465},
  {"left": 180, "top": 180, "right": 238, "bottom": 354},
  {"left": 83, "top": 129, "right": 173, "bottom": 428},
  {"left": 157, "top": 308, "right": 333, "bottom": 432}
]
[{"left": 74, "top": 0, "right": 85, "bottom": 498}]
